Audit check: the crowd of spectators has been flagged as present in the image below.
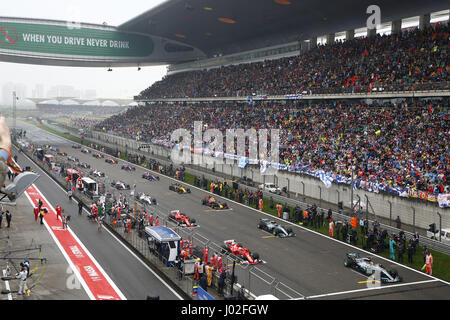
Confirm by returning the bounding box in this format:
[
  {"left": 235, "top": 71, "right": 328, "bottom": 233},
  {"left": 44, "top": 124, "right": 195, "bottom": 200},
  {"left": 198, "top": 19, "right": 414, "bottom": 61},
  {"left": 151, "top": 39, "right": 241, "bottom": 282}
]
[
  {"left": 70, "top": 117, "right": 102, "bottom": 130},
  {"left": 95, "top": 99, "right": 449, "bottom": 196},
  {"left": 137, "top": 23, "right": 449, "bottom": 99},
  {"left": 92, "top": 23, "right": 450, "bottom": 200}
]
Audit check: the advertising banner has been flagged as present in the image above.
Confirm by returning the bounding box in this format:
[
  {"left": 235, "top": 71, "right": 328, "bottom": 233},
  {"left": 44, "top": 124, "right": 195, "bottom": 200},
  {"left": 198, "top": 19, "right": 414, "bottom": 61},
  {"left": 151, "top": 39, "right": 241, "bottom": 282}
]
[{"left": 0, "top": 20, "right": 153, "bottom": 57}]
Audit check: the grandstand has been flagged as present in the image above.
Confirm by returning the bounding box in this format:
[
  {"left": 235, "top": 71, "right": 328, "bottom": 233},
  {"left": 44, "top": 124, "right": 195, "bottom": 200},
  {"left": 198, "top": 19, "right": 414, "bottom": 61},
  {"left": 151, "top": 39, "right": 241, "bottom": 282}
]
[
  {"left": 136, "top": 22, "right": 449, "bottom": 99},
  {"left": 3, "top": 0, "right": 450, "bottom": 303},
  {"left": 91, "top": 3, "right": 450, "bottom": 232}
]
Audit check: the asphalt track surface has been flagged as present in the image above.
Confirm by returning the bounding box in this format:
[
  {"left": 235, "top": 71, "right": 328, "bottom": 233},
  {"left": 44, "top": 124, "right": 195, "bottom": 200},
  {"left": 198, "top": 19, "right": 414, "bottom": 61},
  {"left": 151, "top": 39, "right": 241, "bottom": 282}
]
[
  {"left": 12, "top": 122, "right": 183, "bottom": 300},
  {"left": 16, "top": 121, "right": 450, "bottom": 300}
]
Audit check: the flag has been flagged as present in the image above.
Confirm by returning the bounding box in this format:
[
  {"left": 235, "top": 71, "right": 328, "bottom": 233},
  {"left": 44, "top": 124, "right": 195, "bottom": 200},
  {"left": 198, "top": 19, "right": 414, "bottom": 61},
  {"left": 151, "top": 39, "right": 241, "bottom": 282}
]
[
  {"left": 318, "top": 171, "right": 333, "bottom": 188},
  {"left": 375, "top": 129, "right": 381, "bottom": 135},
  {"left": 438, "top": 193, "right": 450, "bottom": 208},
  {"left": 238, "top": 157, "right": 248, "bottom": 169},
  {"left": 260, "top": 160, "right": 268, "bottom": 174}
]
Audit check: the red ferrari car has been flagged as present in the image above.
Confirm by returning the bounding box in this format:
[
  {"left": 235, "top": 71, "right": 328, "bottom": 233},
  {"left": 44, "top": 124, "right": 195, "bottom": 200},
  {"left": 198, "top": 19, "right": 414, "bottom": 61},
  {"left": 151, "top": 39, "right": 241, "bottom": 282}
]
[
  {"left": 222, "top": 240, "right": 261, "bottom": 264},
  {"left": 169, "top": 210, "right": 197, "bottom": 227}
]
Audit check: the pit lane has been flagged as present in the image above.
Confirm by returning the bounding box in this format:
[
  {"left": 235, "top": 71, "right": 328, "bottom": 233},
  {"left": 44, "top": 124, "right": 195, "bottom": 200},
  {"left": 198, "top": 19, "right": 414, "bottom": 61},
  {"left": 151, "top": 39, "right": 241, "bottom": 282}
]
[
  {"left": 12, "top": 121, "right": 185, "bottom": 300},
  {"left": 16, "top": 120, "right": 450, "bottom": 299}
]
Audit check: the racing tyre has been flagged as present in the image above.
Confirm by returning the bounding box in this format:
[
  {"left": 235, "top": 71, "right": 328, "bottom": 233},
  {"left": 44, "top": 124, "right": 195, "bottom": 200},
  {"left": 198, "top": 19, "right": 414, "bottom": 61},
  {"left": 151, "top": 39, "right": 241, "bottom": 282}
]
[
  {"left": 252, "top": 252, "right": 260, "bottom": 261},
  {"left": 189, "top": 218, "right": 196, "bottom": 224},
  {"left": 344, "top": 258, "right": 352, "bottom": 267},
  {"left": 389, "top": 269, "right": 398, "bottom": 278},
  {"left": 221, "top": 245, "right": 230, "bottom": 254},
  {"left": 169, "top": 213, "right": 176, "bottom": 221}
]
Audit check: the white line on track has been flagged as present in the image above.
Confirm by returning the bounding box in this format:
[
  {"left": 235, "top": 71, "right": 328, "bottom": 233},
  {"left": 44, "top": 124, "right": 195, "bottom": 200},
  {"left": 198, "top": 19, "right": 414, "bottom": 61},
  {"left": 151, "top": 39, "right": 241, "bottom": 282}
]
[
  {"left": 17, "top": 145, "right": 183, "bottom": 300},
  {"left": 2, "top": 270, "right": 12, "bottom": 300},
  {"left": 304, "top": 279, "right": 440, "bottom": 300},
  {"left": 24, "top": 124, "right": 450, "bottom": 289}
]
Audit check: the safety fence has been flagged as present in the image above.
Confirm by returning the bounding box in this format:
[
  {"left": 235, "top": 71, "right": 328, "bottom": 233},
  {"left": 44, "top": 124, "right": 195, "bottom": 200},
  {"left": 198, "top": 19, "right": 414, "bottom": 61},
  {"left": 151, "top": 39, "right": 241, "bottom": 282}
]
[{"left": 15, "top": 139, "right": 306, "bottom": 300}]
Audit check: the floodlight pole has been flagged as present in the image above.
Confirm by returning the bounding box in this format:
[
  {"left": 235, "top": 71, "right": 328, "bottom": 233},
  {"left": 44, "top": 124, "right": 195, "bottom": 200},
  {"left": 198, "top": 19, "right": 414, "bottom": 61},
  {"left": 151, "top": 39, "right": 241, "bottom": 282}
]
[
  {"left": 437, "top": 211, "right": 442, "bottom": 242},
  {"left": 12, "top": 91, "right": 18, "bottom": 130},
  {"left": 133, "top": 183, "right": 136, "bottom": 218}
]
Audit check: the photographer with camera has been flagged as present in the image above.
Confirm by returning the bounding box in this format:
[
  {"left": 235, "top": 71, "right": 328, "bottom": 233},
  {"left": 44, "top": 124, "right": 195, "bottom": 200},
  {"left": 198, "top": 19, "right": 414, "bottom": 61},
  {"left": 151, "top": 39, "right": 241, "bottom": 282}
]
[{"left": 0, "top": 116, "right": 16, "bottom": 188}]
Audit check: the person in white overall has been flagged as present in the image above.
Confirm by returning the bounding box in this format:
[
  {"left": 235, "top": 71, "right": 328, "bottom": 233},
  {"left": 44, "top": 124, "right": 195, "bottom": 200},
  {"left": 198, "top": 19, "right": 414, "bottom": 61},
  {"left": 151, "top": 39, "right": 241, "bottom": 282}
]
[{"left": 16, "top": 265, "right": 28, "bottom": 295}]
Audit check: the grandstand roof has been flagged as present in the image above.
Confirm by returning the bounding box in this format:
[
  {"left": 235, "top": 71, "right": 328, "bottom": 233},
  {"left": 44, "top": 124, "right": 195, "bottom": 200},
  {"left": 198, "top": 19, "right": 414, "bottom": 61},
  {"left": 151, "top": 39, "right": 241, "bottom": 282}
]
[{"left": 119, "top": 0, "right": 447, "bottom": 59}]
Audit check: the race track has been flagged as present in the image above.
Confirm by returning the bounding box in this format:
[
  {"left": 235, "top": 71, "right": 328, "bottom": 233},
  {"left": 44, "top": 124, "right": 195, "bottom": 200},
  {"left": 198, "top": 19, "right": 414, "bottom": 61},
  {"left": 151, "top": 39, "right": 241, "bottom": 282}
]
[{"left": 15, "top": 120, "right": 450, "bottom": 300}]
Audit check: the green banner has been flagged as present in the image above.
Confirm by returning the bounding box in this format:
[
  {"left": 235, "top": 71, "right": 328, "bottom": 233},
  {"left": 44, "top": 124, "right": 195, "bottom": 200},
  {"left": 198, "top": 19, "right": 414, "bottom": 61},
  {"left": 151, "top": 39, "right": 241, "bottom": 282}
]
[{"left": 0, "top": 21, "right": 153, "bottom": 57}]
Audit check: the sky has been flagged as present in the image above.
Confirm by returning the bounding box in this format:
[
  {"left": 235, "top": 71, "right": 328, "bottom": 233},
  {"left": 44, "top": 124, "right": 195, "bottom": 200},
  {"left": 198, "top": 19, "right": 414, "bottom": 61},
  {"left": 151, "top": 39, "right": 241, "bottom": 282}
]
[{"left": 0, "top": 0, "right": 168, "bottom": 106}]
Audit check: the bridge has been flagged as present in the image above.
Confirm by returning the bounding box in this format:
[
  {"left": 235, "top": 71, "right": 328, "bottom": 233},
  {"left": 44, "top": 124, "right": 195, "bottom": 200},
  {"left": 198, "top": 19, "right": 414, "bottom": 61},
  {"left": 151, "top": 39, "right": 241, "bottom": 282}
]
[{"left": 27, "top": 97, "right": 134, "bottom": 106}]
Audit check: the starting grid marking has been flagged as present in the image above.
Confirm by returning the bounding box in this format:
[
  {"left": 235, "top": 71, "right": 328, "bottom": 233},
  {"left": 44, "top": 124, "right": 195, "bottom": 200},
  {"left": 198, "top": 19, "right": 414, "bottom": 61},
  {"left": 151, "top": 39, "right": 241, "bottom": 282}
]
[
  {"left": 203, "top": 208, "right": 233, "bottom": 213},
  {"left": 24, "top": 184, "right": 126, "bottom": 300},
  {"left": 304, "top": 279, "right": 440, "bottom": 300}
]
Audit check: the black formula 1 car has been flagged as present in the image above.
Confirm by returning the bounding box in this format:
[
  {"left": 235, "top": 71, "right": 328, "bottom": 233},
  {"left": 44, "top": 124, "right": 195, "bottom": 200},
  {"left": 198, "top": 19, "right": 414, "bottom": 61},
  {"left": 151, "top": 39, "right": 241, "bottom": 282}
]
[
  {"left": 222, "top": 240, "right": 261, "bottom": 265},
  {"left": 121, "top": 164, "right": 136, "bottom": 171},
  {"left": 142, "top": 172, "right": 160, "bottom": 181},
  {"left": 169, "top": 183, "right": 191, "bottom": 194},
  {"left": 71, "top": 144, "right": 81, "bottom": 149},
  {"left": 105, "top": 158, "right": 118, "bottom": 164},
  {"left": 257, "top": 218, "right": 295, "bottom": 237},
  {"left": 344, "top": 253, "right": 402, "bottom": 283},
  {"left": 135, "top": 192, "right": 157, "bottom": 205},
  {"left": 81, "top": 148, "right": 90, "bottom": 154},
  {"left": 111, "top": 180, "right": 130, "bottom": 190},
  {"left": 169, "top": 210, "right": 197, "bottom": 227},
  {"left": 201, "top": 196, "right": 229, "bottom": 210},
  {"left": 92, "top": 152, "right": 104, "bottom": 159}
]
